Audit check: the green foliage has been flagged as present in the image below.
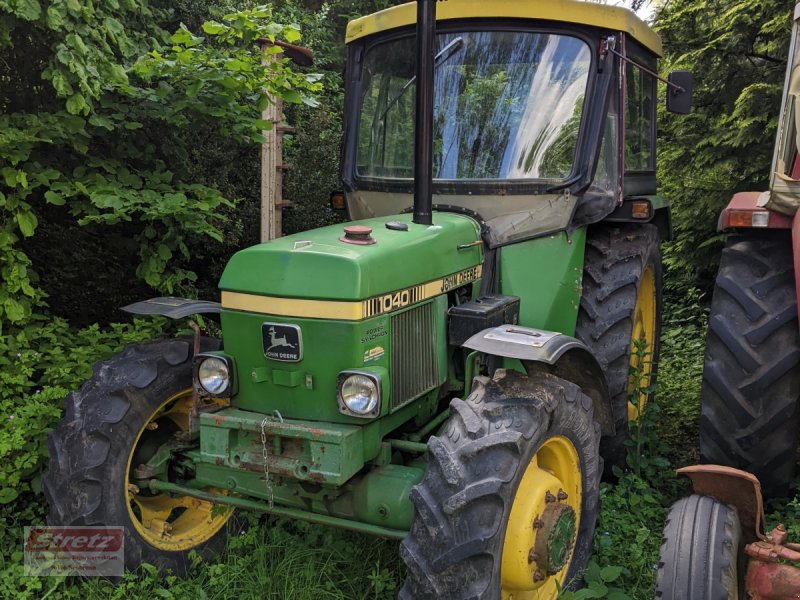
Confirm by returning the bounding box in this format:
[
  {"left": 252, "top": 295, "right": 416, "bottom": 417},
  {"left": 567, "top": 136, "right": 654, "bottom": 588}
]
[
  {"left": 0, "top": 317, "right": 167, "bottom": 504},
  {"left": 655, "top": 0, "right": 793, "bottom": 297},
  {"left": 0, "top": 2, "right": 320, "bottom": 329},
  {"left": 624, "top": 340, "right": 671, "bottom": 481},
  {"left": 559, "top": 561, "right": 631, "bottom": 599},
  {"left": 591, "top": 474, "right": 667, "bottom": 597},
  {"left": 133, "top": 6, "right": 322, "bottom": 141},
  {"left": 654, "top": 292, "right": 708, "bottom": 467}
]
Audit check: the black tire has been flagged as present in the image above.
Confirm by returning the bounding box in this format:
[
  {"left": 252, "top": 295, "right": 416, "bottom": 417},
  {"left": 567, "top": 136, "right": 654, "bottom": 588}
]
[
  {"left": 699, "top": 233, "right": 800, "bottom": 498},
  {"left": 656, "top": 494, "right": 742, "bottom": 599},
  {"left": 400, "top": 369, "right": 601, "bottom": 599},
  {"left": 575, "top": 223, "right": 663, "bottom": 473},
  {"left": 42, "top": 337, "right": 230, "bottom": 575}
]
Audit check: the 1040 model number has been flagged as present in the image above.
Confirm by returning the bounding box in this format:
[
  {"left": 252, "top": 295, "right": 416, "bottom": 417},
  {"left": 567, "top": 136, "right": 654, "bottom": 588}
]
[{"left": 376, "top": 290, "right": 411, "bottom": 312}]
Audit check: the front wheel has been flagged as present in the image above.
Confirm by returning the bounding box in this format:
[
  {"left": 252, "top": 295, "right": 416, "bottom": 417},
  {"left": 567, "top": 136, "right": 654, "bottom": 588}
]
[
  {"left": 42, "top": 338, "right": 233, "bottom": 575},
  {"left": 656, "top": 494, "right": 742, "bottom": 599},
  {"left": 400, "top": 369, "right": 601, "bottom": 599}
]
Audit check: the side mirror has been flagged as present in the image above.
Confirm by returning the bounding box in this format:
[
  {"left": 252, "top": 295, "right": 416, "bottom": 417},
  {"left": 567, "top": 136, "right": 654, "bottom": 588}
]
[{"left": 667, "top": 70, "right": 693, "bottom": 114}]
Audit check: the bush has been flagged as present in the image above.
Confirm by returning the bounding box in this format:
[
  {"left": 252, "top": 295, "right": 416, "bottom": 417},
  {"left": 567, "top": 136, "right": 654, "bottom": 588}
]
[{"left": 0, "top": 317, "right": 168, "bottom": 505}]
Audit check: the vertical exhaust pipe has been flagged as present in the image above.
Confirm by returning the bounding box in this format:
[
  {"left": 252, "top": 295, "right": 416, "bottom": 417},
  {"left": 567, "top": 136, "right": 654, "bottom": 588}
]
[{"left": 413, "top": 0, "right": 436, "bottom": 226}]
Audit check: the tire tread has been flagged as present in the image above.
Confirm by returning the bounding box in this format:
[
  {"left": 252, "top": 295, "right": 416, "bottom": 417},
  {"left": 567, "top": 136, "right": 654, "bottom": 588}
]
[{"left": 699, "top": 233, "right": 800, "bottom": 497}]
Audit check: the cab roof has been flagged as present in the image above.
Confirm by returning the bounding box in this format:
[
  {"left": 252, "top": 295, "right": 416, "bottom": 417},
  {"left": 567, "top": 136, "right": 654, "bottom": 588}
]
[{"left": 345, "top": 0, "right": 662, "bottom": 56}]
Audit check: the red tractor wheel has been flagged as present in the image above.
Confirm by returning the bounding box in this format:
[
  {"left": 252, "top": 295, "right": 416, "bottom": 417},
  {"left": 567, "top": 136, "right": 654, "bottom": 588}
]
[
  {"left": 656, "top": 494, "right": 743, "bottom": 599},
  {"left": 699, "top": 232, "right": 800, "bottom": 498}
]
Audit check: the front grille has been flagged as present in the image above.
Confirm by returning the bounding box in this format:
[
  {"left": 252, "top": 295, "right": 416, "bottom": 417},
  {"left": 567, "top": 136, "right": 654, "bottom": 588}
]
[{"left": 391, "top": 301, "right": 440, "bottom": 409}]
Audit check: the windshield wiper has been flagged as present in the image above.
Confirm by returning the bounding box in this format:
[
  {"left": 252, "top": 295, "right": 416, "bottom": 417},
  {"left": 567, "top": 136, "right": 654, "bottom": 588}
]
[{"left": 379, "top": 37, "right": 465, "bottom": 123}]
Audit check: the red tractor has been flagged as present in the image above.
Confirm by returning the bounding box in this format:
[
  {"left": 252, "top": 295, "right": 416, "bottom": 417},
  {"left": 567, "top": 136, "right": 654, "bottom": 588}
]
[
  {"left": 656, "top": 3, "right": 800, "bottom": 598},
  {"left": 696, "top": 22, "right": 800, "bottom": 500}
]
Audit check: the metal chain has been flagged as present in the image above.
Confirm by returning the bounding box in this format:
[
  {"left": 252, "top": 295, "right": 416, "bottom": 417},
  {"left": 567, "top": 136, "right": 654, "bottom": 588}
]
[{"left": 259, "top": 410, "right": 283, "bottom": 508}]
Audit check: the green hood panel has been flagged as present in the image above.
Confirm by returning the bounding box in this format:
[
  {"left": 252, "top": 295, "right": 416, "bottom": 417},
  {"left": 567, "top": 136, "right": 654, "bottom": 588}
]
[{"left": 219, "top": 213, "right": 482, "bottom": 300}]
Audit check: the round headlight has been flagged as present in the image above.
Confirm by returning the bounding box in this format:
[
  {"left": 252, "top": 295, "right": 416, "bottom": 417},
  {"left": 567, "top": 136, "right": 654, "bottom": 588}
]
[
  {"left": 340, "top": 374, "right": 379, "bottom": 415},
  {"left": 198, "top": 357, "right": 230, "bottom": 395}
]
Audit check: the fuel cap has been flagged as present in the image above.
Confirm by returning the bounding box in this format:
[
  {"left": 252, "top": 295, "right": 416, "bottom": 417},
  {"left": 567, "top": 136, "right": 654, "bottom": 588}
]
[{"left": 340, "top": 225, "right": 376, "bottom": 245}]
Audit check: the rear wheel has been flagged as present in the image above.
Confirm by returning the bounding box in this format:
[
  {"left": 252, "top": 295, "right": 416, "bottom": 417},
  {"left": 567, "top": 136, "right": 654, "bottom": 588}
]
[
  {"left": 656, "top": 494, "right": 742, "bottom": 599},
  {"left": 576, "top": 223, "right": 662, "bottom": 473},
  {"left": 699, "top": 233, "right": 800, "bottom": 498},
  {"left": 42, "top": 338, "right": 233, "bottom": 574},
  {"left": 400, "top": 369, "right": 601, "bottom": 599}
]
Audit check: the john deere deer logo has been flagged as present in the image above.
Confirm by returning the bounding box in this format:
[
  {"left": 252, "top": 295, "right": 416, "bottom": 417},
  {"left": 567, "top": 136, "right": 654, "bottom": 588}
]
[
  {"left": 262, "top": 323, "right": 302, "bottom": 362},
  {"left": 266, "top": 327, "right": 297, "bottom": 352}
]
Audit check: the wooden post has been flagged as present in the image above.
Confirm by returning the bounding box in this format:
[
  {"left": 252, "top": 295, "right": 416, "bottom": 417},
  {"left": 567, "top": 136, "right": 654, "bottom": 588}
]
[
  {"left": 258, "top": 39, "right": 311, "bottom": 242},
  {"left": 259, "top": 46, "right": 286, "bottom": 243},
  {"left": 260, "top": 86, "right": 283, "bottom": 242}
]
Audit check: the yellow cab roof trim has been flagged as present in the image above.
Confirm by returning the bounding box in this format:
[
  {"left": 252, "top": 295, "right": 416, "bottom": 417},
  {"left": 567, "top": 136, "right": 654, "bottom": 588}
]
[{"left": 345, "top": 0, "right": 662, "bottom": 57}]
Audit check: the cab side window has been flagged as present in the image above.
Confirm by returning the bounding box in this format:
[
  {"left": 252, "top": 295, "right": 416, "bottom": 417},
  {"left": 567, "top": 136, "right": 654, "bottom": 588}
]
[{"left": 625, "top": 60, "right": 655, "bottom": 172}]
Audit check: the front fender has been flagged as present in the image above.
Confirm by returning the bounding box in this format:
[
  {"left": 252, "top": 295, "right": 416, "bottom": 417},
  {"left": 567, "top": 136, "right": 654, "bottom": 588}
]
[
  {"left": 463, "top": 325, "right": 614, "bottom": 436},
  {"left": 121, "top": 297, "right": 221, "bottom": 319}
]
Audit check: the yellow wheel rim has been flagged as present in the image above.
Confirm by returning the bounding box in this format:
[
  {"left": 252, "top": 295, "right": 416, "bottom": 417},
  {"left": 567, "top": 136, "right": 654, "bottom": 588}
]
[
  {"left": 126, "top": 390, "right": 232, "bottom": 551},
  {"left": 501, "top": 436, "right": 582, "bottom": 599},
  {"left": 627, "top": 266, "right": 657, "bottom": 423}
]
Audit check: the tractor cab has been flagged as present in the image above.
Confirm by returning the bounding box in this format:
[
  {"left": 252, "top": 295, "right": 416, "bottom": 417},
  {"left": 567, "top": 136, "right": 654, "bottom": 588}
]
[{"left": 341, "top": 0, "right": 680, "bottom": 246}]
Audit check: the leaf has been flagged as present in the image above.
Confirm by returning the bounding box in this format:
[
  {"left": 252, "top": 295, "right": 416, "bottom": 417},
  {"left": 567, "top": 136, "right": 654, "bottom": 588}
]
[
  {"left": 1, "top": 168, "right": 17, "bottom": 187},
  {"left": 3, "top": 297, "right": 26, "bottom": 322},
  {"left": 283, "top": 26, "right": 301, "bottom": 43},
  {"left": 584, "top": 560, "right": 602, "bottom": 582},
  {"left": 586, "top": 581, "right": 608, "bottom": 598},
  {"left": 171, "top": 25, "right": 193, "bottom": 45},
  {"left": 13, "top": 0, "right": 41, "bottom": 21},
  {"left": 16, "top": 212, "right": 38, "bottom": 237},
  {"left": 281, "top": 90, "right": 303, "bottom": 104},
  {"left": 44, "top": 191, "right": 65, "bottom": 206},
  {"left": 46, "top": 4, "right": 66, "bottom": 28},
  {"left": 50, "top": 71, "right": 72, "bottom": 96},
  {"left": 0, "top": 487, "right": 19, "bottom": 503},
  {"left": 202, "top": 21, "right": 226, "bottom": 35},
  {"left": 186, "top": 80, "right": 204, "bottom": 98},
  {"left": 600, "top": 565, "right": 623, "bottom": 582},
  {"left": 66, "top": 93, "right": 88, "bottom": 115},
  {"left": 66, "top": 0, "right": 81, "bottom": 12},
  {"left": 104, "top": 16, "right": 124, "bottom": 35}
]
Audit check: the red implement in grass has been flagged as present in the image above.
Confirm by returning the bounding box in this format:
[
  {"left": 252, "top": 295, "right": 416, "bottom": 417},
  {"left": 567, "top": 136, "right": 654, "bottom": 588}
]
[{"left": 657, "top": 465, "right": 800, "bottom": 599}]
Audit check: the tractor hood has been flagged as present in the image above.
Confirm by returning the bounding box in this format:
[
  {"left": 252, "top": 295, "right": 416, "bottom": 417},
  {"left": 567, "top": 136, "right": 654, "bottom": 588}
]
[{"left": 218, "top": 213, "right": 482, "bottom": 302}]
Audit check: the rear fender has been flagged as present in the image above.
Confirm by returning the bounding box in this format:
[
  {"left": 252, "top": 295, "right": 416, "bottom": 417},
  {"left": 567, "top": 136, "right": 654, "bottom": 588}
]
[
  {"left": 463, "top": 325, "right": 614, "bottom": 436},
  {"left": 718, "top": 194, "right": 800, "bottom": 334},
  {"left": 605, "top": 196, "right": 673, "bottom": 241},
  {"left": 718, "top": 192, "right": 792, "bottom": 231},
  {"left": 121, "top": 297, "right": 221, "bottom": 319},
  {"left": 677, "top": 464, "right": 764, "bottom": 543}
]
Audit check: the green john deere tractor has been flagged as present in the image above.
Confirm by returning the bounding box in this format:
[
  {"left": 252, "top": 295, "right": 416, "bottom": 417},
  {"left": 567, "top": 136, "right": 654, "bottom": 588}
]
[{"left": 43, "top": 1, "right": 691, "bottom": 597}]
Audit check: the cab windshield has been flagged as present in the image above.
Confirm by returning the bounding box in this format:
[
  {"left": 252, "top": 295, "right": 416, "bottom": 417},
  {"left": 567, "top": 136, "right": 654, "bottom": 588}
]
[{"left": 357, "top": 30, "right": 591, "bottom": 183}]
